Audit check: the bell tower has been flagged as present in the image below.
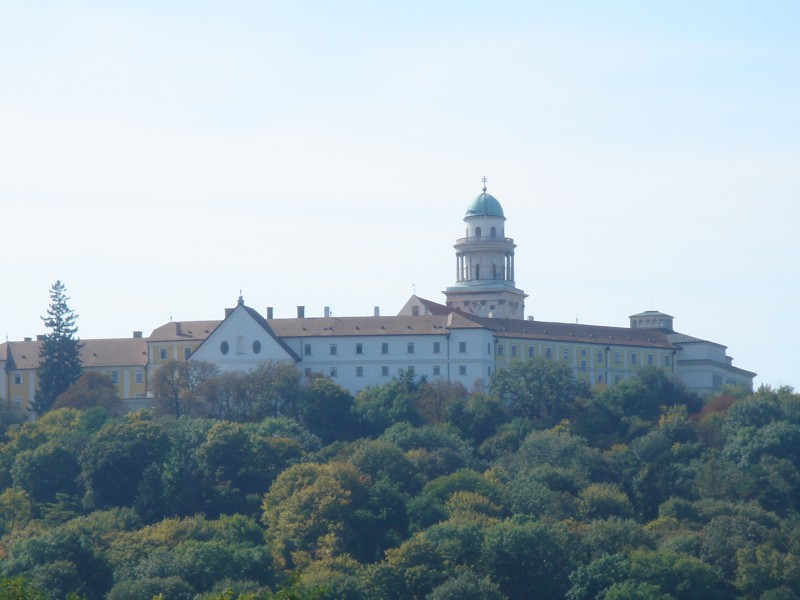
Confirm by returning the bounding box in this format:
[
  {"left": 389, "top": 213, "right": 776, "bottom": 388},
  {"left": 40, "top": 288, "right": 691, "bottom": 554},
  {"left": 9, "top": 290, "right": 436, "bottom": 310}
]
[{"left": 444, "top": 180, "right": 528, "bottom": 319}]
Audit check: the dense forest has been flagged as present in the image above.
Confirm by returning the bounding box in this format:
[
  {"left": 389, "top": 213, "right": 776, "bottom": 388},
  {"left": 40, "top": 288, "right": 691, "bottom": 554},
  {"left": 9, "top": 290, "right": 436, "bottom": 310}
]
[{"left": 1, "top": 358, "right": 799, "bottom": 599}]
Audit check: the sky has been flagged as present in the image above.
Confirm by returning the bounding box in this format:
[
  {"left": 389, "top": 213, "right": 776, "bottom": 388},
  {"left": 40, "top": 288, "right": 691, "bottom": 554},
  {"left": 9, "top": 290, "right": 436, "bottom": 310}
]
[{"left": 1, "top": 1, "right": 798, "bottom": 390}]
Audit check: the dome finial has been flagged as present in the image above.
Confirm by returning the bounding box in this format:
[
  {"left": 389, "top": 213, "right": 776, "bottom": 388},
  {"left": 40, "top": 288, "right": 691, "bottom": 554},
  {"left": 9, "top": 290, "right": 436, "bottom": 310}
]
[{"left": 481, "top": 175, "right": 487, "bottom": 193}]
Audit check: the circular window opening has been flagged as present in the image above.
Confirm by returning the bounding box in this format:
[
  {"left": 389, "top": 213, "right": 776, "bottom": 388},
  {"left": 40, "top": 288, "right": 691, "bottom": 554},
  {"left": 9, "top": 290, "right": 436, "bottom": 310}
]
[
  {"left": 220, "top": 341, "right": 229, "bottom": 355},
  {"left": 253, "top": 340, "right": 262, "bottom": 354}
]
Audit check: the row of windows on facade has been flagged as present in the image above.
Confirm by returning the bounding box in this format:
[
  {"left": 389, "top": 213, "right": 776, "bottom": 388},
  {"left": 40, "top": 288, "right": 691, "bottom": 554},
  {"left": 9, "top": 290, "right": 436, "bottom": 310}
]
[
  {"left": 317, "top": 341, "right": 468, "bottom": 356},
  {"left": 12, "top": 370, "right": 145, "bottom": 386},
  {"left": 310, "top": 365, "right": 470, "bottom": 378},
  {"left": 306, "top": 364, "right": 631, "bottom": 385},
  {"left": 308, "top": 341, "right": 670, "bottom": 368},
  {"left": 159, "top": 347, "right": 194, "bottom": 360}
]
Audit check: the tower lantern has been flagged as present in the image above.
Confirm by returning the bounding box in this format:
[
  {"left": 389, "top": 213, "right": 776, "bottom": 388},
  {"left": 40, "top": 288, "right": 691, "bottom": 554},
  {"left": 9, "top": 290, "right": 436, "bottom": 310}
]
[{"left": 443, "top": 181, "right": 528, "bottom": 319}]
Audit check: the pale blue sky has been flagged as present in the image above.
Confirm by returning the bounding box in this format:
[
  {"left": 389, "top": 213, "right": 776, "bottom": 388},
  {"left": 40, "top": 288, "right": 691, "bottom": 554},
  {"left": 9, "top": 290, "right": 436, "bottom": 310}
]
[{"left": 2, "top": 2, "right": 798, "bottom": 389}]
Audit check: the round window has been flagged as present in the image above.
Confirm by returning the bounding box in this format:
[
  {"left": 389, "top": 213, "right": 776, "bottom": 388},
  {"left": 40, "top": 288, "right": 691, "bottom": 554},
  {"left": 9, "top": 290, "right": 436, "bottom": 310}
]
[
  {"left": 252, "top": 340, "right": 262, "bottom": 354},
  {"left": 220, "top": 341, "right": 229, "bottom": 355}
]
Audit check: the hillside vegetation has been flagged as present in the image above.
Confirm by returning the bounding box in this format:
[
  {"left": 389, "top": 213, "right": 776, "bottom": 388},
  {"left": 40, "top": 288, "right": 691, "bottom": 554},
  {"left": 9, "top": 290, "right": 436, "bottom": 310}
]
[{"left": 1, "top": 360, "right": 798, "bottom": 600}]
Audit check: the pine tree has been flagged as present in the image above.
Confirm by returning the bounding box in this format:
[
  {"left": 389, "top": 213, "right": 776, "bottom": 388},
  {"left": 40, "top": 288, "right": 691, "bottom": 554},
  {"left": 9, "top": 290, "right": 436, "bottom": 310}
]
[{"left": 33, "top": 280, "right": 83, "bottom": 415}]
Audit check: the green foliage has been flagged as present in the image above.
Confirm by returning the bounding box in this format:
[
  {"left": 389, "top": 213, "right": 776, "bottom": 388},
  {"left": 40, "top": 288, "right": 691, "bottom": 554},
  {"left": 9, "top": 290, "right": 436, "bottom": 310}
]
[
  {"left": 80, "top": 414, "right": 170, "bottom": 510},
  {"left": 0, "top": 368, "right": 799, "bottom": 599},
  {"left": 299, "top": 378, "right": 357, "bottom": 444},
  {"left": 353, "top": 371, "right": 424, "bottom": 436},
  {"left": 489, "top": 357, "right": 590, "bottom": 426},
  {"left": 34, "top": 280, "right": 83, "bottom": 415},
  {"left": 0, "top": 575, "right": 47, "bottom": 600}
]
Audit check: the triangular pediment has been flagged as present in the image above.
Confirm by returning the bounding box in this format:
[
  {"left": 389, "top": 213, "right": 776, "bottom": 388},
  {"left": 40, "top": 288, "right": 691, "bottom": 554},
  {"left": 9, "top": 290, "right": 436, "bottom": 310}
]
[{"left": 190, "top": 304, "right": 299, "bottom": 371}]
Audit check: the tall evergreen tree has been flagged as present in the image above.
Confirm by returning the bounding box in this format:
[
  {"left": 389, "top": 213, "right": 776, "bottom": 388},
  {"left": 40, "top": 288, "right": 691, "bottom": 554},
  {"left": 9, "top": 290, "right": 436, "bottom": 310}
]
[{"left": 33, "top": 280, "right": 82, "bottom": 415}]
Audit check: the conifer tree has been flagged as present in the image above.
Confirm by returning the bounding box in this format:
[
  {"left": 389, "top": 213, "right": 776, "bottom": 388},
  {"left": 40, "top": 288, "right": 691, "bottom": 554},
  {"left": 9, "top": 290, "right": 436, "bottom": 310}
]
[{"left": 33, "top": 280, "right": 82, "bottom": 415}]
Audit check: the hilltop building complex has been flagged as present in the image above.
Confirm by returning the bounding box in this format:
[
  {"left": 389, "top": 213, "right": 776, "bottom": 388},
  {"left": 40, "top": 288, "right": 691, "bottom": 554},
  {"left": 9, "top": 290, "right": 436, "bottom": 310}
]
[{"left": 1, "top": 185, "right": 756, "bottom": 413}]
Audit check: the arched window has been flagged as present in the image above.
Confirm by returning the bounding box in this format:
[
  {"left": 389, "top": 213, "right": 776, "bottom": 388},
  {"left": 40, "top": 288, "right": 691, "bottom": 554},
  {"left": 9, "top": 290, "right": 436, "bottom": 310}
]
[
  {"left": 475, "top": 264, "right": 480, "bottom": 279},
  {"left": 490, "top": 226, "right": 496, "bottom": 237},
  {"left": 475, "top": 226, "right": 482, "bottom": 238}
]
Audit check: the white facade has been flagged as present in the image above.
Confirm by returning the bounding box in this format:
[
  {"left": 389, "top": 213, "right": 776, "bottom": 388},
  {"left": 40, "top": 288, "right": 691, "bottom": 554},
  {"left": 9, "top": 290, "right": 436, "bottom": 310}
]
[{"left": 182, "top": 186, "right": 755, "bottom": 396}]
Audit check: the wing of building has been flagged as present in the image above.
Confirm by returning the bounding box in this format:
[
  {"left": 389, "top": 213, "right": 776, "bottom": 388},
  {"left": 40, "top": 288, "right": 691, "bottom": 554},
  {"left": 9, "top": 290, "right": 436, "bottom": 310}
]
[{"left": 1, "top": 182, "right": 756, "bottom": 414}]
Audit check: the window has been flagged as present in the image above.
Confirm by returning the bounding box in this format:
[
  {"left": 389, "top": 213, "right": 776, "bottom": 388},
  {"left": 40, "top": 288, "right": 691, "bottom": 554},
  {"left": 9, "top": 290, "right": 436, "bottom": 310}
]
[
  {"left": 510, "top": 345, "right": 517, "bottom": 357},
  {"left": 487, "top": 343, "right": 492, "bottom": 354},
  {"left": 304, "top": 368, "right": 312, "bottom": 377},
  {"left": 614, "top": 374, "right": 622, "bottom": 384},
  {"left": 490, "top": 226, "right": 496, "bottom": 237},
  {"left": 184, "top": 346, "right": 192, "bottom": 360},
  {"left": 330, "top": 343, "right": 338, "bottom": 355},
  {"left": 459, "top": 341, "right": 467, "bottom": 353},
  {"left": 304, "top": 343, "right": 311, "bottom": 355},
  {"left": 580, "top": 361, "right": 586, "bottom": 371},
  {"left": 135, "top": 370, "right": 143, "bottom": 384},
  {"left": 13, "top": 374, "right": 21, "bottom": 385},
  {"left": 475, "top": 226, "right": 482, "bottom": 237},
  {"left": 13, "top": 397, "right": 22, "bottom": 406},
  {"left": 497, "top": 345, "right": 504, "bottom": 356},
  {"left": 356, "top": 343, "right": 363, "bottom": 355},
  {"left": 160, "top": 348, "right": 168, "bottom": 360},
  {"left": 111, "top": 370, "right": 119, "bottom": 383},
  {"left": 562, "top": 349, "right": 569, "bottom": 360},
  {"left": 546, "top": 347, "right": 552, "bottom": 358},
  {"left": 647, "top": 354, "right": 654, "bottom": 366},
  {"left": 330, "top": 367, "right": 338, "bottom": 377},
  {"left": 630, "top": 353, "right": 637, "bottom": 365},
  {"left": 220, "top": 341, "right": 229, "bottom": 355},
  {"left": 596, "top": 373, "right": 604, "bottom": 383},
  {"left": 581, "top": 349, "right": 587, "bottom": 357},
  {"left": 597, "top": 351, "right": 604, "bottom": 362},
  {"left": 433, "top": 341, "right": 441, "bottom": 354},
  {"left": 664, "top": 355, "right": 671, "bottom": 367},
  {"left": 433, "top": 365, "right": 441, "bottom": 376},
  {"left": 528, "top": 346, "right": 535, "bottom": 358},
  {"left": 407, "top": 342, "right": 415, "bottom": 354},
  {"left": 381, "top": 366, "right": 389, "bottom": 376},
  {"left": 412, "top": 306, "right": 420, "bottom": 316},
  {"left": 614, "top": 351, "right": 620, "bottom": 363},
  {"left": 382, "top": 343, "right": 389, "bottom": 354},
  {"left": 356, "top": 366, "right": 364, "bottom": 377},
  {"left": 459, "top": 365, "right": 467, "bottom": 376},
  {"left": 252, "top": 340, "right": 262, "bottom": 354},
  {"left": 712, "top": 374, "right": 723, "bottom": 390},
  {"left": 135, "top": 393, "right": 143, "bottom": 399}
]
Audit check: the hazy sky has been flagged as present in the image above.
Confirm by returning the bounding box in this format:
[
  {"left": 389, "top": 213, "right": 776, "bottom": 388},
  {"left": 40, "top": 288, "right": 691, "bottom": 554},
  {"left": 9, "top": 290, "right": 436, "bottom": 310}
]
[{"left": 2, "top": 2, "right": 798, "bottom": 389}]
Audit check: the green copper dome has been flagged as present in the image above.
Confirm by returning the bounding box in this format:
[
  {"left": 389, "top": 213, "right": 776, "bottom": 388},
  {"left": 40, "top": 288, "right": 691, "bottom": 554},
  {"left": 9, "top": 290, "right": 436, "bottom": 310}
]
[{"left": 466, "top": 191, "right": 504, "bottom": 218}]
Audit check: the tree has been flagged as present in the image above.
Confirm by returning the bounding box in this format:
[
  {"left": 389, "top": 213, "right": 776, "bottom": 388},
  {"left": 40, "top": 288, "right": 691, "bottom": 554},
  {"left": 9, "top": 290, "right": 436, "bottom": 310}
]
[
  {"left": 299, "top": 378, "right": 357, "bottom": 444},
  {"left": 34, "top": 280, "right": 82, "bottom": 415},
  {"left": 489, "top": 357, "right": 590, "bottom": 426},
  {"left": 152, "top": 360, "right": 218, "bottom": 418},
  {"left": 52, "top": 372, "right": 125, "bottom": 416}
]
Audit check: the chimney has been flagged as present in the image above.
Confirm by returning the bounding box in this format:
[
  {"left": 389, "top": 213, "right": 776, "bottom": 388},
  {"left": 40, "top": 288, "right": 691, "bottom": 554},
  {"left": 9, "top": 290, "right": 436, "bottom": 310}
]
[
  {"left": 175, "top": 322, "right": 182, "bottom": 335},
  {"left": 267, "top": 307, "right": 274, "bottom": 319},
  {"left": 297, "top": 306, "right": 305, "bottom": 318},
  {"left": 324, "top": 306, "right": 330, "bottom": 318},
  {"left": 133, "top": 331, "right": 143, "bottom": 338},
  {"left": 374, "top": 306, "right": 380, "bottom": 317},
  {"left": 527, "top": 316, "right": 534, "bottom": 321},
  {"left": 24, "top": 337, "right": 32, "bottom": 342},
  {"left": 36, "top": 335, "right": 45, "bottom": 341}
]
